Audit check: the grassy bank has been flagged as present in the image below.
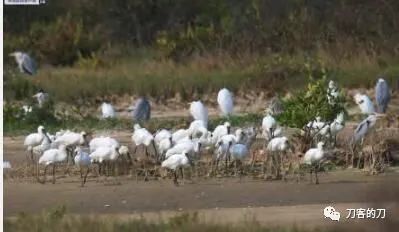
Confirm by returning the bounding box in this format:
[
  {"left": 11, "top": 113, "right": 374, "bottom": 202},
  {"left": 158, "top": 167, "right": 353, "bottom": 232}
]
[
  {"left": 3, "top": 113, "right": 263, "bottom": 136},
  {"left": 3, "top": 206, "right": 344, "bottom": 232},
  {"left": 5, "top": 51, "right": 399, "bottom": 104}
]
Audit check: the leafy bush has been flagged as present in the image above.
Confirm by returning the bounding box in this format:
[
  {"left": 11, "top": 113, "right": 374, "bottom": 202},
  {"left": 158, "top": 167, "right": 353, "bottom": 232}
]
[{"left": 277, "top": 72, "right": 346, "bottom": 129}]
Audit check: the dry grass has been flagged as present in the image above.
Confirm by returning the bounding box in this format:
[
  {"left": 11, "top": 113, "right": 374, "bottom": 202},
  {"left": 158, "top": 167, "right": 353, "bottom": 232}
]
[{"left": 5, "top": 48, "right": 399, "bottom": 104}]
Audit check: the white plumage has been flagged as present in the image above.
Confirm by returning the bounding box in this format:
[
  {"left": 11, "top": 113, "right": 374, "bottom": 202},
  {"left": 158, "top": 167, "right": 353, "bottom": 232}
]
[
  {"left": 211, "top": 122, "right": 231, "bottom": 144},
  {"left": 154, "top": 129, "right": 172, "bottom": 146},
  {"left": 217, "top": 88, "right": 234, "bottom": 116},
  {"left": 354, "top": 93, "right": 375, "bottom": 115},
  {"left": 101, "top": 102, "right": 116, "bottom": 119},
  {"left": 330, "top": 112, "right": 345, "bottom": 136},
  {"left": 24, "top": 126, "right": 47, "bottom": 151},
  {"left": 9, "top": 51, "right": 37, "bottom": 75},
  {"left": 262, "top": 113, "right": 277, "bottom": 139},
  {"left": 162, "top": 152, "right": 190, "bottom": 170},
  {"left": 132, "top": 125, "right": 154, "bottom": 147},
  {"left": 165, "top": 140, "right": 201, "bottom": 159},
  {"left": 159, "top": 137, "right": 173, "bottom": 158},
  {"left": 89, "top": 136, "right": 119, "bottom": 152},
  {"left": 303, "top": 142, "right": 325, "bottom": 165},
  {"left": 54, "top": 131, "right": 87, "bottom": 147},
  {"left": 172, "top": 129, "right": 190, "bottom": 144},
  {"left": 327, "top": 80, "right": 339, "bottom": 105},
  {"left": 32, "top": 133, "right": 53, "bottom": 156},
  {"left": 161, "top": 151, "right": 191, "bottom": 185},
  {"left": 189, "top": 101, "right": 208, "bottom": 125},
  {"left": 267, "top": 137, "right": 290, "bottom": 152},
  {"left": 3, "top": 161, "right": 12, "bottom": 169},
  {"left": 38, "top": 145, "right": 68, "bottom": 166},
  {"left": 32, "top": 90, "right": 48, "bottom": 108},
  {"left": 89, "top": 145, "right": 120, "bottom": 163}
]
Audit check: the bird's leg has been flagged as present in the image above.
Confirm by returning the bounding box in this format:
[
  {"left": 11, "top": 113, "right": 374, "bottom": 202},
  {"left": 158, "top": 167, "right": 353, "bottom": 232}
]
[
  {"left": 180, "top": 167, "right": 184, "bottom": 185},
  {"left": 42, "top": 165, "right": 48, "bottom": 184},
  {"left": 351, "top": 149, "right": 356, "bottom": 168},
  {"left": 52, "top": 164, "right": 56, "bottom": 184},
  {"left": 309, "top": 168, "right": 313, "bottom": 184},
  {"left": 79, "top": 167, "right": 83, "bottom": 179},
  {"left": 173, "top": 170, "right": 178, "bottom": 186},
  {"left": 357, "top": 152, "right": 362, "bottom": 169},
  {"left": 82, "top": 167, "right": 90, "bottom": 187},
  {"left": 315, "top": 167, "right": 319, "bottom": 185}
]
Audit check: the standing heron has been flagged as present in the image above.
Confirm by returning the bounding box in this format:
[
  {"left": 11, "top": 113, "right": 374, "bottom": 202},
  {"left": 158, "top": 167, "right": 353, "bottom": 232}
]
[
  {"left": 354, "top": 93, "right": 375, "bottom": 115},
  {"left": 267, "top": 96, "right": 284, "bottom": 116},
  {"left": 32, "top": 89, "right": 49, "bottom": 108},
  {"left": 189, "top": 100, "right": 208, "bottom": 126},
  {"left": 217, "top": 88, "right": 234, "bottom": 117},
  {"left": 9, "top": 51, "right": 37, "bottom": 75},
  {"left": 375, "top": 78, "right": 391, "bottom": 113},
  {"left": 101, "top": 101, "right": 116, "bottom": 119},
  {"left": 133, "top": 97, "right": 151, "bottom": 122},
  {"left": 327, "top": 80, "right": 339, "bottom": 105}
]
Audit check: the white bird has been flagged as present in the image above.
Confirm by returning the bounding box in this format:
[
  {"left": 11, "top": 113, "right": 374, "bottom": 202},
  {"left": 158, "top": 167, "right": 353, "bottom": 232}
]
[
  {"left": 303, "top": 142, "right": 326, "bottom": 184},
  {"left": 158, "top": 136, "right": 173, "bottom": 159},
  {"left": 375, "top": 78, "right": 391, "bottom": 113},
  {"left": 217, "top": 129, "right": 245, "bottom": 146},
  {"left": 89, "top": 145, "right": 120, "bottom": 163},
  {"left": 3, "top": 161, "right": 12, "bottom": 169},
  {"left": 89, "top": 136, "right": 119, "bottom": 152},
  {"left": 101, "top": 102, "right": 116, "bottom": 119},
  {"left": 38, "top": 145, "right": 68, "bottom": 184},
  {"left": 262, "top": 113, "right": 277, "bottom": 140},
  {"left": 54, "top": 131, "right": 88, "bottom": 164},
  {"left": 32, "top": 132, "right": 53, "bottom": 156},
  {"left": 21, "top": 105, "right": 32, "bottom": 115},
  {"left": 354, "top": 93, "right": 375, "bottom": 115},
  {"left": 165, "top": 139, "right": 201, "bottom": 159},
  {"left": 74, "top": 146, "right": 91, "bottom": 186},
  {"left": 161, "top": 151, "right": 191, "bottom": 185},
  {"left": 267, "top": 136, "right": 290, "bottom": 152},
  {"left": 32, "top": 89, "right": 48, "bottom": 108},
  {"left": 188, "top": 120, "right": 208, "bottom": 138},
  {"left": 327, "top": 80, "right": 339, "bottom": 105},
  {"left": 329, "top": 112, "right": 345, "bottom": 144},
  {"left": 211, "top": 122, "right": 231, "bottom": 144},
  {"left": 9, "top": 51, "right": 37, "bottom": 75},
  {"left": 189, "top": 100, "right": 208, "bottom": 125},
  {"left": 229, "top": 144, "right": 249, "bottom": 165},
  {"left": 54, "top": 131, "right": 88, "bottom": 147},
  {"left": 24, "top": 126, "right": 49, "bottom": 162},
  {"left": 132, "top": 124, "right": 158, "bottom": 158},
  {"left": 217, "top": 88, "right": 234, "bottom": 116},
  {"left": 154, "top": 129, "right": 172, "bottom": 146},
  {"left": 172, "top": 129, "right": 191, "bottom": 144}
]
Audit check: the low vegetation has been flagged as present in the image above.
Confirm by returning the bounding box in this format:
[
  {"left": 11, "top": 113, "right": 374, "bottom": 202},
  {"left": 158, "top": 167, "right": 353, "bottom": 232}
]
[{"left": 4, "top": 206, "right": 349, "bottom": 232}]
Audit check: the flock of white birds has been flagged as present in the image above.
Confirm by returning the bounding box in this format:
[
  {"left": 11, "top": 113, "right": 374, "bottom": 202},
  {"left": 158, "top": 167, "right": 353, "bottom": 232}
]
[{"left": 3, "top": 78, "right": 394, "bottom": 186}]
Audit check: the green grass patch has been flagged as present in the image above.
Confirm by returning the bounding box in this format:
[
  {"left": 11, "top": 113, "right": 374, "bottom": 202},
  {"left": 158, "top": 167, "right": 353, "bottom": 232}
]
[
  {"left": 4, "top": 206, "right": 341, "bottom": 232},
  {"left": 4, "top": 113, "right": 263, "bottom": 136}
]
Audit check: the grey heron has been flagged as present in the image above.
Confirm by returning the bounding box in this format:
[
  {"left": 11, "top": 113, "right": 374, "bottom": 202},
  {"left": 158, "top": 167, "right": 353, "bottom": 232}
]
[
  {"left": 375, "top": 78, "right": 391, "bottom": 113},
  {"left": 133, "top": 97, "right": 151, "bottom": 122},
  {"left": 267, "top": 96, "right": 284, "bottom": 116},
  {"left": 9, "top": 51, "right": 37, "bottom": 75},
  {"left": 32, "top": 89, "right": 49, "bottom": 108},
  {"left": 351, "top": 114, "right": 379, "bottom": 145}
]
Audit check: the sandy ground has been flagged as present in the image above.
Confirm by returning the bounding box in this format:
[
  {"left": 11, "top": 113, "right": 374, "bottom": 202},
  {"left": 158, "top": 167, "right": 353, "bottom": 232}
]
[{"left": 4, "top": 132, "right": 399, "bottom": 230}]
